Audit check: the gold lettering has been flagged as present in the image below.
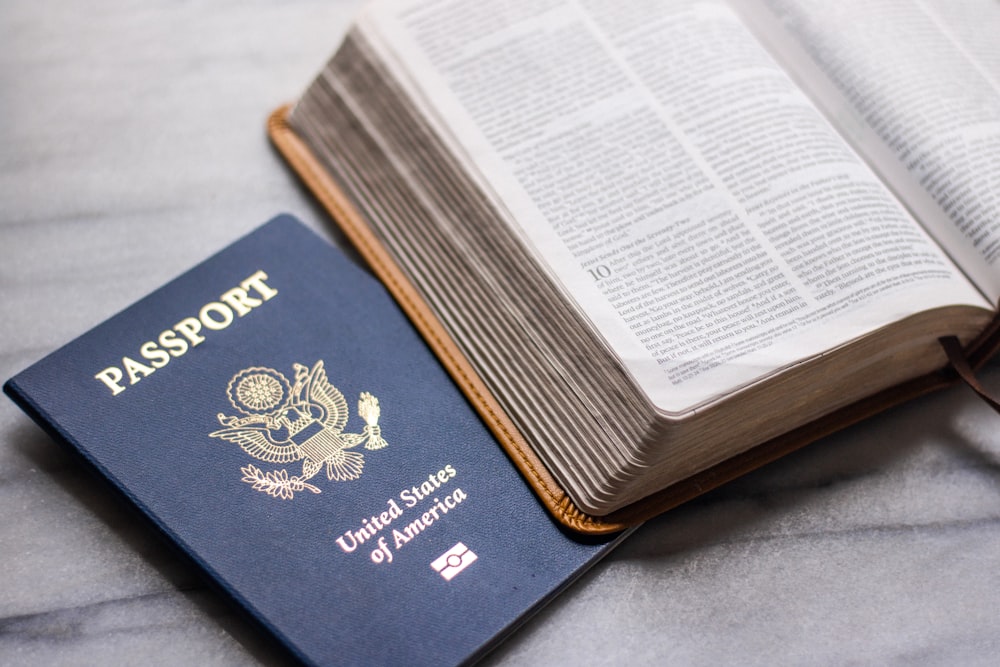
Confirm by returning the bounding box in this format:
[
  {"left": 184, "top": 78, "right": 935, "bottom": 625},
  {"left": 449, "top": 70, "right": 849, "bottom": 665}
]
[
  {"left": 122, "top": 356, "right": 156, "bottom": 385},
  {"left": 140, "top": 341, "right": 170, "bottom": 369},
  {"left": 387, "top": 498, "right": 403, "bottom": 517},
  {"left": 199, "top": 302, "right": 234, "bottom": 330},
  {"left": 158, "top": 329, "right": 188, "bottom": 357},
  {"left": 393, "top": 528, "right": 411, "bottom": 548},
  {"left": 336, "top": 532, "right": 359, "bottom": 553},
  {"left": 220, "top": 287, "right": 262, "bottom": 316},
  {"left": 241, "top": 270, "right": 278, "bottom": 301},
  {"left": 96, "top": 270, "right": 278, "bottom": 396},
  {"left": 173, "top": 317, "right": 206, "bottom": 346},
  {"left": 95, "top": 367, "right": 126, "bottom": 396}
]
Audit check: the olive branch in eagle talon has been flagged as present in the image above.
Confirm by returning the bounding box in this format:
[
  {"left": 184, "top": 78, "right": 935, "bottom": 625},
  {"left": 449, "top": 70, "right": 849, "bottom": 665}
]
[
  {"left": 240, "top": 464, "right": 321, "bottom": 499},
  {"left": 209, "top": 361, "right": 389, "bottom": 499}
]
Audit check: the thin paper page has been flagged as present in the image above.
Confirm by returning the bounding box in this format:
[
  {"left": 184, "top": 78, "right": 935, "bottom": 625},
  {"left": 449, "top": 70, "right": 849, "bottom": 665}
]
[
  {"left": 737, "top": 0, "right": 1000, "bottom": 302},
  {"left": 360, "top": 0, "right": 990, "bottom": 412}
]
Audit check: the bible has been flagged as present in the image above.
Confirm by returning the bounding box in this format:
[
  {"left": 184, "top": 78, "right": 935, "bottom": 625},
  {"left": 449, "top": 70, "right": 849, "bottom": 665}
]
[{"left": 270, "top": 0, "right": 1000, "bottom": 533}]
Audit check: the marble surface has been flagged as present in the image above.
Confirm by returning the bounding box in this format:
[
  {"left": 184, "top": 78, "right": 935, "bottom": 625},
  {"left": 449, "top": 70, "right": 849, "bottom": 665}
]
[{"left": 2, "top": 1, "right": 1000, "bottom": 665}]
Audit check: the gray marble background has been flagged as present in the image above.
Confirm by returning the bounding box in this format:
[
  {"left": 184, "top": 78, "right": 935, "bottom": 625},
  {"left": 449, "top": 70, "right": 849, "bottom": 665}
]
[{"left": 2, "top": 1, "right": 999, "bottom": 665}]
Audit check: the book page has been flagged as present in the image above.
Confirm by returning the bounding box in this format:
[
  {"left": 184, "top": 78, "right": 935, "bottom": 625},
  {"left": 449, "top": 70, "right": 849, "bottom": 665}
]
[
  {"left": 737, "top": 0, "right": 1000, "bottom": 302},
  {"left": 359, "top": 0, "right": 991, "bottom": 412}
]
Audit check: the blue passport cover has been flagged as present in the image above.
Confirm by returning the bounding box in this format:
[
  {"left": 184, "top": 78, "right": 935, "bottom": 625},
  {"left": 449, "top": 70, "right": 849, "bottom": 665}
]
[{"left": 4, "top": 215, "right": 623, "bottom": 666}]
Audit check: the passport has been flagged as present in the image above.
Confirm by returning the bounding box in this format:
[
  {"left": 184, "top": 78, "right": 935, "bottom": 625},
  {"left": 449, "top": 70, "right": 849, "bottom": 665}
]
[{"left": 4, "top": 215, "right": 624, "bottom": 666}]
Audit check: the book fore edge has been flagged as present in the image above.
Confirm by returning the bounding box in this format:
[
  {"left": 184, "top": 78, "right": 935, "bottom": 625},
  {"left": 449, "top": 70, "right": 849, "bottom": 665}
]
[
  {"left": 267, "top": 104, "right": 1000, "bottom": 535},
  {"left": 267, "top": 104, "right": 629, "bottom": 535}
]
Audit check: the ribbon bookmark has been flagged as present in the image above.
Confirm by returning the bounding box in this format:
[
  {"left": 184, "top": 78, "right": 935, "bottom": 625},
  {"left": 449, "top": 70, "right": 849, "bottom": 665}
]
[{"left": 940, "top": 336, "right": 1000, "bottom": 416}]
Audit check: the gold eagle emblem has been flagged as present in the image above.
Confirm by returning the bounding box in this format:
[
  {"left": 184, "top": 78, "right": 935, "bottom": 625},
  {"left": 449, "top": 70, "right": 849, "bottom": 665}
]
[{"left": 210, "top": 361, "right": 388, "bottom": 499}]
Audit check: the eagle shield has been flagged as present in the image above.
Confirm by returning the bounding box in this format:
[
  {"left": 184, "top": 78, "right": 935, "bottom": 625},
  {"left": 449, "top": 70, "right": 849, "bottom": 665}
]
[{"left": 210, "top": 361, "right": 388, "bottom": 499}]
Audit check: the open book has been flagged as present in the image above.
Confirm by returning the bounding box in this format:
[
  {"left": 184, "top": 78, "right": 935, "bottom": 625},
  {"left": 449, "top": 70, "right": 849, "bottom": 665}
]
[{"left": 271, "top": 0, "right": 1000, "bottom": 532}]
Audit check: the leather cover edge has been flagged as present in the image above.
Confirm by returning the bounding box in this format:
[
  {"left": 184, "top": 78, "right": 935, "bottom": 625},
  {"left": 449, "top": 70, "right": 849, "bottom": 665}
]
[{"left": 267, "top": 104, "right": 1000, "bottom": 535}]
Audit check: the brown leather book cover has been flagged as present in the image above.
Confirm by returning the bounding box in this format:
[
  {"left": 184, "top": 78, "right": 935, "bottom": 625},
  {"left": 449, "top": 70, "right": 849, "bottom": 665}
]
[{"left": 268, "top": 104, "right": 1000, "bottom": 535}]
